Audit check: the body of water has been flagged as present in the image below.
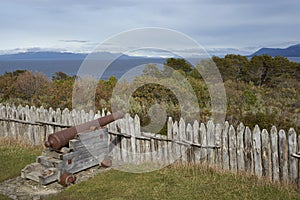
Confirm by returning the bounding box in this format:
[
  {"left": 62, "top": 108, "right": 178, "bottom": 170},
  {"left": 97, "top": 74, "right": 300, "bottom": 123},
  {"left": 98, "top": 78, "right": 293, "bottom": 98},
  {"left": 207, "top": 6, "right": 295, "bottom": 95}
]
[
  {"left": 0, "top": 57, "right": 299, "bottom": 80},
  {"left": 287, "top": 57, "right": 300, "bottom": 62},
  {"left": 0, "top": 58, "right": 166, "bottom": 80}
]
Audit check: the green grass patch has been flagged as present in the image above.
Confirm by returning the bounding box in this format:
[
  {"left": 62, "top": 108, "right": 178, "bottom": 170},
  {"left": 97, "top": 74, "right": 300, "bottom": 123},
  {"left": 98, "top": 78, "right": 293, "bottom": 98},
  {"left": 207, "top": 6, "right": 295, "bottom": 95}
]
[
  {"left": 0, "top": 138, "right": 41, "bottom": 182},
  {"left": 0, "top": 139, "right": 299, "bottom": 200},
  {"left": 49, "top": 164, "right": 300, "bottom": 200}
]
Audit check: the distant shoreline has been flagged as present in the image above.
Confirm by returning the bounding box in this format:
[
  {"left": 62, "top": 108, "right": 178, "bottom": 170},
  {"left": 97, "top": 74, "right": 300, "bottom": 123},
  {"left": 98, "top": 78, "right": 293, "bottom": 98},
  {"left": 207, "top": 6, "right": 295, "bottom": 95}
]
[
  {"left": 0, "top": 56, "right": 299, "bottom": 79},
  {"left": 0, "top": 58, "right": 167, "bottom": 80}
]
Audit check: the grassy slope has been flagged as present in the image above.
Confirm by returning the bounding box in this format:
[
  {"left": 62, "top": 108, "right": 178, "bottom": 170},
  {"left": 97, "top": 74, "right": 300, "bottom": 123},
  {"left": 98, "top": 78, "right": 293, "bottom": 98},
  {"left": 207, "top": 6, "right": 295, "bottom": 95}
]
[
  {"left": 50, "top": 165, "right": 300, "bottom": 200},
  {"left": 0, "top": 138, "right": 41, "bottom": 200},
  {"left": 0, "top": 139, "right": 299, "bottom": 200}
]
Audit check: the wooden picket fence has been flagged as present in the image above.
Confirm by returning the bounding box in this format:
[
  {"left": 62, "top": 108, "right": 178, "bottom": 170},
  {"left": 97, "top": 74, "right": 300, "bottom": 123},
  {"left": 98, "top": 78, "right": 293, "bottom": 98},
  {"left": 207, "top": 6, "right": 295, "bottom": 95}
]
[{"left": 0, "top": 104, "right": 299, "bottom": 185}]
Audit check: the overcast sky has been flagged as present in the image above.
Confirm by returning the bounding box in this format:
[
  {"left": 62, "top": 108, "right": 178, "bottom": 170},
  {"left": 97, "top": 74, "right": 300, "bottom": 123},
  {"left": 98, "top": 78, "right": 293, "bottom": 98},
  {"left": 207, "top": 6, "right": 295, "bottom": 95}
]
[{"left": 1, "top": 0, "right": 299, "bottom": 55}]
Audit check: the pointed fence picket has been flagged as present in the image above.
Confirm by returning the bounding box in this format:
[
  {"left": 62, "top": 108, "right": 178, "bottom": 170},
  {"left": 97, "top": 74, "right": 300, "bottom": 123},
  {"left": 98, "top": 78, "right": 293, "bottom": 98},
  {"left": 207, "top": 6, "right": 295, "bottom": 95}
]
[{"left": 0, "top": 104, "right": 299, "bottom": 185}]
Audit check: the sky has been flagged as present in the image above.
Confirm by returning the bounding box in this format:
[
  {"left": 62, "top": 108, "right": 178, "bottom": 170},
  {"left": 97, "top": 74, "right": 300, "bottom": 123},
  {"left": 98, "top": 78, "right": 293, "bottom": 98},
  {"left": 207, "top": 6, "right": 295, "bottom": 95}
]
[{"left": 1, "top": 0, "right": 300, "bottom": 55}]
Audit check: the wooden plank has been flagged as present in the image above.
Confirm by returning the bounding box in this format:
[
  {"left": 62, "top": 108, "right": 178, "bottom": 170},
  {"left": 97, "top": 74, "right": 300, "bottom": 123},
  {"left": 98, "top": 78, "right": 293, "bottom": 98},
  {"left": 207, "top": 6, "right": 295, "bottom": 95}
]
[
  {"left": 121, "top": 135, "right": 128, "bottom": 163},
  {"left": 107, "top": 133, "right": 114, "bottom": 160},
  {"left": 193, "top": 120, "right": 200, "bottom": 164},
  {"left": 167, "top": 117, "right": 173, "bottom": 140},
  {"left": 63, "top": 156, "right": 99, "bottom": 174},
  {"left": 270, "top": 126, "right": 279, "bottom": 182},
  {"left": 253, "top": 125, "right": 262, "bottom": 177},
  {"left": 126, "top": 136, "right": 132, "bottom": 163},
  {"left": 0, "top": 117, "right": 41, "bottom": 126},
  {"left": 129, "top": 116, "right": 136, "bottom": 163},
  {"left": 172, "top": 121, "right": 180, "bottom": 162},
  {"left": 228, "top": 125, "right": 237, "bottom": 172},
  {"left": 222, "top": 121, "right": 229, "bottom": 170},
  {"left": 186, "top": 123, "right": 193, "bottom": 163},
  {"left": 288, "top": 128, "right": 298, "bottom": 184},
  {"left": 163, "top": 140, "right": 169, "bottom": 164},
  {"left": 166, "top": 140, "right": 172, "bottom": 164},
  {"left": 207, "top": 120, "right": 215, "bottom": 166},
  {"left": 200, "top": 122, "right": 207, "bottom": 163},
  {"left": 134, "top": 115, "right": 141, "bottom": 164},
  {"left": 115, "top": 135, "right": 122, "bottom": 163},
  {"left": 179, "top": 118, "right": 187, "bottom": 163},
  {"left": 157, "top": 136, "right": 163, "bottom": 162},
  {"left": 261, "top": 129, "right": 271, "bottom": 180},
  {"left": 237, "top": 123, "right": 245, "bottom": 172},
  {"left": 151, "top": 138, "right": 156, "bottom": 162},
  {"left": 278, "top": 129, "right": 288, "bottom": 183},
  {"left": 215, "top": 123, "right": 222, "bottom": 168},
  {"left": 37, "top": 156, "right": 63, "bottom": 168},
  {"left": 108, "top": 134, "right": 119, "bottom": 163},
  {"left": 145, "top": 140, "right": 151, "bottom": 162}
]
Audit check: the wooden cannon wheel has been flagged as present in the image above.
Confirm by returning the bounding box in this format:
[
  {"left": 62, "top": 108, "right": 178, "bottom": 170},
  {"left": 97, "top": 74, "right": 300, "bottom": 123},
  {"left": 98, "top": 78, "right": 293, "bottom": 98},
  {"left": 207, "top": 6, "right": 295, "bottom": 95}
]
[{"left": 59, "top": 173, "right": 76, "bottom": 187}]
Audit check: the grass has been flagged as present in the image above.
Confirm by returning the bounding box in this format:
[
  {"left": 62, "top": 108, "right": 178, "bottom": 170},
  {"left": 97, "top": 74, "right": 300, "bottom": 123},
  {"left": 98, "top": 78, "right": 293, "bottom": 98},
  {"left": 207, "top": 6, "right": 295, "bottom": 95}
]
[
  {"left": 0, "top": 138, "right": 41, "bottom": 182},
  {"left": 0, "top": 139, "right": 299, "bottom": 200},
  {"left": 0, "top": 138, "right": 41, "bottom": 200},
  {"left": 49, "top": 164, "right": 300, "bottom": 200}
]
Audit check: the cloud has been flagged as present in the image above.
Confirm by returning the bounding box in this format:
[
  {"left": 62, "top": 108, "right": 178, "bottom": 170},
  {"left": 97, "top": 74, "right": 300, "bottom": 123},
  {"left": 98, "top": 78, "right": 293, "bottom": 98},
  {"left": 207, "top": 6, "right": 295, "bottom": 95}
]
[
  {"left": 60, "top": 40, "right": 89, "bottom": 43},
  {"left": 0, "top": 0, "right": 299, "bottom": 53}
]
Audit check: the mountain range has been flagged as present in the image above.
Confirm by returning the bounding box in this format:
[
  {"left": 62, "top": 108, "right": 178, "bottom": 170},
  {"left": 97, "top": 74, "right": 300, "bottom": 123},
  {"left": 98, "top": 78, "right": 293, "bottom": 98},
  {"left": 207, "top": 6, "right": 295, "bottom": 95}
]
[
  {"left": 0, "top": 44, "right": 299, "bottom": 60},
  {"left": 250, "top": 44, "right": 300, "bottom": 57}
]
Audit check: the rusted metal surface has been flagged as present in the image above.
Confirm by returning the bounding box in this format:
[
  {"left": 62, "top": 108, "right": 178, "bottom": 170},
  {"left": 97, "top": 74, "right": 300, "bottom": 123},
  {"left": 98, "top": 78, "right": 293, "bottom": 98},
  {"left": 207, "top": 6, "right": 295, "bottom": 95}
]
[
  {"left": 59, "top": 173, "right": 76, "bottom": 187},
  {"left": 45, "top": 110, "right": 124, "bottom": 150},
  {"left": 101, "top": 159, "right": 112, "bottom": 168}
]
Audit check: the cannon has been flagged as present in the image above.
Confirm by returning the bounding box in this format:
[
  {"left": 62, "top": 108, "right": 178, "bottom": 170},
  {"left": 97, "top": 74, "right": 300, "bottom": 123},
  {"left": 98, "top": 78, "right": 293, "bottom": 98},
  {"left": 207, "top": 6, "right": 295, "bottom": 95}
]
[
  {"left": 21, "top": 111, "right": 124, "bottom": 186},
  {"left": 44, "top": 110, "right": 124, "bottom": 150}
]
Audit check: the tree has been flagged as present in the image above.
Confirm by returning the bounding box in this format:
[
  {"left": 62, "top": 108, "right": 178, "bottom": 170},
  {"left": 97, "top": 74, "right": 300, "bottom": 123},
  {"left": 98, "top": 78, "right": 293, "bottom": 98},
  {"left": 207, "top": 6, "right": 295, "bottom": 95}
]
[
  {"left": 52, "top": 71, "right": 69, "bottom": 81},
  {"left": 163, "top": 58, "right": 192, "bottom": 75},
  {"left": 242, "top": 55, "right": 273, "bottom": 86},
  {"left": 213, "top": 54, "right": 249, "bottom": 82},
  {"left": 142, "top": 64, "right": 162, "bottom": 77},
  {"left": 15, "top": 71, "right": 51, "bottom": 101}
]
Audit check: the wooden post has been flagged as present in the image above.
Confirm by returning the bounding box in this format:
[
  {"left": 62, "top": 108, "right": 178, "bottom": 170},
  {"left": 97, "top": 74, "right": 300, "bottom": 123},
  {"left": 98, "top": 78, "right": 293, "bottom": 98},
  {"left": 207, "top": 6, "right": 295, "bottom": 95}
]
[
  {"left": 244, "top": 126, "right": 253, "bottom": 174},
  {"left": 200, "top": 122, "right": 207, "bottom": 164},
  {"left": 261, "top": 129, "right": 271, "bottom": 180},
  {"left": 179, "top": 118, "right": 186, "bottom": 163},
  {"left": 186, "top": 123, "right": 193, "bottom": 163},
  {"left": 228, "top": 125, "right": 237, "bottom": 172},
  {"left": 253, "top": 125, "right": 262, "bottom": 177},
  {"left": 207, "top": 120, "right": 215, "bottom": 166},
  {"left": 134, "top": 115, "right": 141, "bottom": 164},
  {"left": 129, "top": 116, "right": 136, "bottom": 163},
  {"left": 167, "top": 117, "right": 173, "bottom": 164},
  {"left": 193, "top": 120, "right": 200, "bottom": 164},
  {"left": 270, "top": 126, "right": 279, "bottom": 182},
  {"left": 278, "top": 129, "right": 288, "bottom": 183},
  {"left": 222, "top": 121, "right": 229, "bottom": 170},
  {"left": 288, "top": 128, "right": 298, "bottom": 184},
  {"left": 215, "top": 123, "right": 222, "bottom": 169},
  {"left": 172, "top": 121, "right": 180, "bottom": 162},
  {"left": 237, "top": 123, "right": 245, "bottom": 172}
]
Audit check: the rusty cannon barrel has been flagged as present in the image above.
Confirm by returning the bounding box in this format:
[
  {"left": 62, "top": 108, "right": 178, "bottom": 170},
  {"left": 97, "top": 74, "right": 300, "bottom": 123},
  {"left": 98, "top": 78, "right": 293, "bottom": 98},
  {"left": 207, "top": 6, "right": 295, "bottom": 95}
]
[{"left": 44, "top": 110, "right": 124, "bottom": 150}]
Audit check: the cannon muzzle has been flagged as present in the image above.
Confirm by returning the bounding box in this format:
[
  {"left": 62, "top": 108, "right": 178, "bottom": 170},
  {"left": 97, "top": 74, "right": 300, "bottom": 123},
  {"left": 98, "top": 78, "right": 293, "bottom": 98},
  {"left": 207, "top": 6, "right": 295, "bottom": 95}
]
[{"left": 44, "top": 110, "right": 124, "bottom": 150}]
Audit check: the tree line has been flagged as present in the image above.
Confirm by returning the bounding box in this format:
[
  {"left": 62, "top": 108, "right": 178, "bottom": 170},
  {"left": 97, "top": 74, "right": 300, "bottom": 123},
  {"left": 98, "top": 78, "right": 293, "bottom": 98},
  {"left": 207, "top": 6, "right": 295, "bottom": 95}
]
[{"left": 0, "top": 54, "right": 299, "bottom": 133}]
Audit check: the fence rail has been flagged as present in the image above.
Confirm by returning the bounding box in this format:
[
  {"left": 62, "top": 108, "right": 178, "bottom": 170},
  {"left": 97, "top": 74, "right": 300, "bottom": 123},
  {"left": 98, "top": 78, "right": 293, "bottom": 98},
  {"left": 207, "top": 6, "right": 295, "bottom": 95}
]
[{"left": 0, "top": 104, "right": 299, "bottom": 185}]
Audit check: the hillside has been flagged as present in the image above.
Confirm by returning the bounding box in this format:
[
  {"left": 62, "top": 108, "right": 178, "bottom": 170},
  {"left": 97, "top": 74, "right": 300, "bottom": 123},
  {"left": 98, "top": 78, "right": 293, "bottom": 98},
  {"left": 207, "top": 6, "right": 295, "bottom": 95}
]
[{"left": 251, "top": 44, "right": 300, "bottom": 57}]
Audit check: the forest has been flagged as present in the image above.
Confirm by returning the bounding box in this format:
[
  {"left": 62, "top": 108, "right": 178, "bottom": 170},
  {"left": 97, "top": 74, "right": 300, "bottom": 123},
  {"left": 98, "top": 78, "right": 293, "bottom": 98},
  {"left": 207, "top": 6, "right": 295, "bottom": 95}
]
[{"left": 0, "top": 54, "right": 299, "bottom": 133}]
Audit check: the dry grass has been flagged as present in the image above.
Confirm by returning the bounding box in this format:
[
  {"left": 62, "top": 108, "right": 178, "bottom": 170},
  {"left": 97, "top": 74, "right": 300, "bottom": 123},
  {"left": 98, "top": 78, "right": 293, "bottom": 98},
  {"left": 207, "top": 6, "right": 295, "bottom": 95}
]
[
  {"left": 0, "top": 138, "right": 42, "bottom": 199},
  {"left": 0, "top": 138, "right": 41, "bottom": 182},
  {"left": 49, "top": 163, "right": 300, "bottom": 200},
  {"left": 0, "top": 139, "right": 299, "bottom": 200}
]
